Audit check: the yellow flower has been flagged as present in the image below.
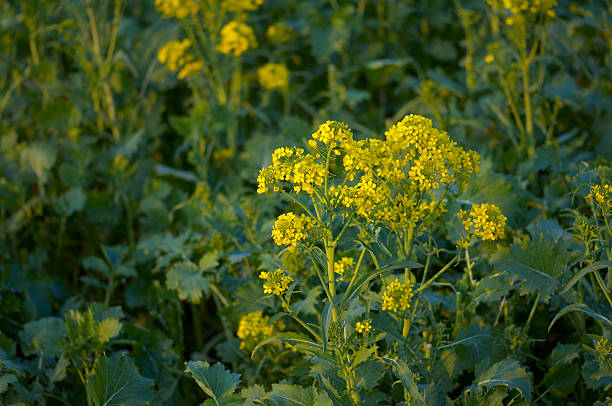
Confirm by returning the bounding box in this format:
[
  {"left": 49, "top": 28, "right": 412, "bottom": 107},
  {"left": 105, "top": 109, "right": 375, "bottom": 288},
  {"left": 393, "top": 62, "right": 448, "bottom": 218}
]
[
  {"left": 257, "top": 147, "right": 326, "bottom": 194},
  {"left": 266, "top": 22, "right": 294, "bottom": 43},
  {"left": 222, "top": 0, "right": 263, "bottom": 12},
  {"left": 113, "top": 154, "right": 129, "bottom": 172},
  {"left": 355, "top": 319, "right": 372, "bottom": 335},
  {"left": 311, "top": 120, "right": 354, "bottom": 151},
  {"left": 459, "top": 203, "right": 507, "bottom": 242},
  {"left": 485, "top": 54, "right": 495, "bottom": 64},
  {"left": 257, "top": 63, "right": 289, "bottom": 90},
  {"left": 237, "top": 311, "right": 275, "bottom": 351},
  {"left": 271, "top": 212, "right": 314, "bottom": 248},
  {"left": 217, "top": 21, "right": 257, "bottom": 56},
  {"left": 381, "top": 279, "right": 413, "bottom": 313},
  {"left": 157, "top": 39, "right": 203, "bottom": 79},
  {"left": 155, "top": 0, "right": 199, "bottom": 19},
  {"left": 259, "top": 269, "right": 294, "bottom": 296},
  {"left": 334, "top": 257, "right": 354, "bottom": 278}
]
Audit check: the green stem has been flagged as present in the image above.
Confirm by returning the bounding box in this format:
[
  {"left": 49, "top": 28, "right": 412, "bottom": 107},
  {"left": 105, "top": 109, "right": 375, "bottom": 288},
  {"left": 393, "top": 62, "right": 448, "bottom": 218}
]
[
  {"left": 523, "top": 291, "right": 540, "bottom": 335},
  {"left": 521, "top": 58, "right": 534, "bottom": 157},
  {"left": 414, "top": 256, "right": 459, "bottom": 294},
  {"left": 405, "top": 251, "right": 432, "bottom": 337},
  {"left": 594, "top": 271, "right": 612, "bottom": 308},
  {"left": 326, "top": 243, "right": 338, "bottom": 322}
]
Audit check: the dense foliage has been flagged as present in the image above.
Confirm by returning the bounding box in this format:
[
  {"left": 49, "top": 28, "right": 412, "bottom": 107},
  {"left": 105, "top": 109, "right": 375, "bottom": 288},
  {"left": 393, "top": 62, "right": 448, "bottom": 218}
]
[{"left": 1, "top": 0, "right": 612, "bottom": 405}]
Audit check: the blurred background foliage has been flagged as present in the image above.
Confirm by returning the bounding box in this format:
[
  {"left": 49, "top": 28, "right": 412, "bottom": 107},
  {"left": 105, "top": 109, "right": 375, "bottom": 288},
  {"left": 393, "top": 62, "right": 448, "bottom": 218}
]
[{"left": 0, "top": 0, "right": 611, "bottom": 404}]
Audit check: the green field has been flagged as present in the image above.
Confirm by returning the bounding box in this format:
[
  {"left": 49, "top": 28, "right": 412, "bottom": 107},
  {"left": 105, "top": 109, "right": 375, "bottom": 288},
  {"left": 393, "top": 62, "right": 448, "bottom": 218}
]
[{"left": 1, "top": 0, "right": 612, "bottom": 405}]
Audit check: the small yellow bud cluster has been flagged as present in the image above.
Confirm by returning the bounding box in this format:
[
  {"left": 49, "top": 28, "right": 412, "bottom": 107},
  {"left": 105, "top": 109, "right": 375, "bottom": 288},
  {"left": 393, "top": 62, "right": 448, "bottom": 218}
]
[
  {"left": 266, "top": 22, "right": 294, "bottom": 43},
  {"left": 216, "top": 21, "right": 257, "bottom": 56},
  {"left": 459, "top": 203, "right": 507, "bottom": 243},
  {"left": 271, "top": 212, "right": 314, "bottom": 248},
  {"left": 257, "top": 63, "right": 289, "bottom": 91},
  {"left": 157, "top": 39, "right": 203, "bottom": 79},
  {"left": 587, "top": 184, "right": 611, "bottom": 214},
  {"left": 309, "top": 121, "right": 354, "bottom": 153},
  {"left": 155, "top": 0, "right": 199, "bottom": 19},
  {"left": 355, "top": 319, "right": 372, "bottom": 335},
  {"left": 381, "top": 279, "right": 413, "bottom": 313},
  {"left": 259, "top": 269, "right": 294, "bottom": 296},
  {"left": 222, "top": 0, "right": 263, "bottom": 13},
  {"left": 237, "top": 311, "right": 275, "bottom": 351}
]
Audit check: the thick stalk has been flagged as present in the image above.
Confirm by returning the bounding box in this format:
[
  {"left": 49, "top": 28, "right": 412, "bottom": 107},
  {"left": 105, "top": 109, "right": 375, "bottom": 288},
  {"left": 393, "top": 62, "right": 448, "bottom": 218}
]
[
  {"left": 402, "top": 226, "right": 415, "bottom": 337},
  {"left": 523, "top": 291, "right": 540, "bottom": 335},
  {"left": 521, "top": 59, "right": 534, "bottom": 157}
]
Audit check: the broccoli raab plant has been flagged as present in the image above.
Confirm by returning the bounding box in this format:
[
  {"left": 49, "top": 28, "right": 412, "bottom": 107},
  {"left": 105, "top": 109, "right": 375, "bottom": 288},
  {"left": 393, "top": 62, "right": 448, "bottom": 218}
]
[{"left": 196, "top": 114, "right": 513, "bottom": 405}]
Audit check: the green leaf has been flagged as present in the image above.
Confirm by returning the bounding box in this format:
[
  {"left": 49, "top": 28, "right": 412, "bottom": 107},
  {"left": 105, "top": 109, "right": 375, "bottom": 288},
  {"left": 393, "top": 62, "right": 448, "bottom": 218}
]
[
  {"left": 88, "top": 353, "right": 155, "bottom": 406},
  {"left": 561, "top": 261, "right": 612, "bottom": 294},
  {"left": 549, "top": 303, "right": 612, "bottom": 331},
  {"left": 166, "top": 261, "right": 210, "bottom": 303},
  {"left": 199, "top": 251, "right": 220, "bottom": 270},
  {"left": 268, "top": 384, "right": 333, "bottom": 406},
  {"left": 354, "top": 360, "right": 384, "bottom": 391},
  {"left": 251, "top": 333, "right": 323, "bottom": 359},
  {"left": 83, "top": 256, "right": 111, "bottom": 276},
  {"left": 493, "top": 219, "right": 569, "bottom": 301},
  {"left": 582, "top": 359, "right": 612, "bottom": 390},
  {"left": 474, "top": 359, "right": 533, "bottom": 402},
  {"left": 154, "top": 163, "right": 200, "bottom": 183},
  {"left": 19, "top": 317, "right": 66, "bottom": 358},
  {"left": 383, "top": 357, "right": 425, "bottom": 405},
  {"left": 58, "top": 186, "right": 87, "bottom": 215},
  {"left": 185, "top": 361, "right": 241, "bottom": 405},
  {"left": 0, "top": 374, "right": 18, "bottom": 394},
  {"left": 321, "top": 301, "right": 333, "bottom": 353}
]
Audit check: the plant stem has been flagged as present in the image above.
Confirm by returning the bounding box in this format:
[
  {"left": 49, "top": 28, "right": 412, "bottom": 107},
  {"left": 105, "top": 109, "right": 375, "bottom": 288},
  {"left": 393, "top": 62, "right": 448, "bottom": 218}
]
[
  {"left": 414, "top": 255, "right": 459, "bottom": 294},
  {"left": 326, "top": 243, "right": 338, "bottom": 322},
  {"left": 523, "top": 291, "right": 540, "bottom": 335},
  {"left": 594, "top": 271, "right": 612, "bottom": 308}
]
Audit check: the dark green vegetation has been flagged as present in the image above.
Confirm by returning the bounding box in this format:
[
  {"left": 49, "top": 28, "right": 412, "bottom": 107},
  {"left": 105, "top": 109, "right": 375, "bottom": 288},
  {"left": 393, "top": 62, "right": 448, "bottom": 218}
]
[{"left": 1, "top": 0, "right": 612, "bottom": 405}]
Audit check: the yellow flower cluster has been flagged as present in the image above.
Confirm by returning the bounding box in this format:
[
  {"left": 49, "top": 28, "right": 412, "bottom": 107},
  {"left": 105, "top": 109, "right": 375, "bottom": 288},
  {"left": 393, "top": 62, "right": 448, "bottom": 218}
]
[
  {"left": 488, "top": 0, "right": 556, "bottom": 25},
  {"left": 257, "top": 115, "right": 478, "bottom": 230},
  {"left": 309, "top": 121, "right": 354, "bottom": 153},
  {"left": 355, "top": 319, "right": 372, "bottom": 335},
  {"left": 334, "top": 257, "right": 354, "bottom": 279},
  {"left": 266, "top": 22, "right": 294, "bottom": 43},
  {"left": 222, "top": 0, "right": 263, "bottom": 13},
  {"left": 237, "top": 311, "right": 275, "bottom": 351},
  {"left": 271, "top": 212, "right": 314, "bottom": 248},
  {"left": 155, "top": 0, "right": 199, "bottom": 19},
  {"left": 157, "top": 39, "right": 203, "bottom": 79},
  {"left": 587, "top": 184, "right": 611, "bottom": 213},
  {"left": 459, "top": 203, "right": 507, "bottom": 242},
  {"left": 257, "top": 63, "right": 289, "bottom": 91},
  {"left": 216, "top": 21, "right": 257, "bottom": 56},
  {"left": 259, "top": 269, "right": 294, "bottom": 295},
  {"left": 381, "top": 279, "right": 413, "bottom": 313},
  {"left": 257, "top": 147, "right": 326, "bottom": 194}
]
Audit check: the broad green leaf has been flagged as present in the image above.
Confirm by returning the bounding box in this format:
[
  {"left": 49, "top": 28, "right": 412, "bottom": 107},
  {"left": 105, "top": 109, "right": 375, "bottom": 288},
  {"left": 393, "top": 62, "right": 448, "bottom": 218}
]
[
  {"left": 83, "top": 256, "right": 110, "bottom": 276},
  {"left": 19, "top": 317, "right": 66, "bottom": 358},
  {"left": 582, "top": 359, "right": 612, "bottom": 390},
  {"left": 493, "top": 219, "right": 569, "bottom": 301},
  {"left": 166, "top": 261, "right": 210, "bottom": 303},
  {"left": 88, "top": 353, "right": 155, "bottom": 406},
  {"left": 0, "top": 374, "right": 18, "bottom": 394},
  {"left": 58, "top": 186, "right": 87, "bottom": 215},
  {"left": 268, "top": 384, "right": 333, "bottom": 406},
  {"left": 185, "top": 361, "right": 241, "bottom": 405},
  {"left": 474, "top": 359, "right": 533, "bottom": 402},
  {"left": 354, "top": 360, "right": 384, "bottom": 391},
  {"left": 240, "top": 385, "right": 266, "bottom": 406},
  {"left": 199, "top": 251, "right": 220, "bottom": 270},
  {"left": 549, "top": 303, "right": 612, "bottom": 331},
  {"left": 383, "top": 358, "right": 425, "bottom": 405}
]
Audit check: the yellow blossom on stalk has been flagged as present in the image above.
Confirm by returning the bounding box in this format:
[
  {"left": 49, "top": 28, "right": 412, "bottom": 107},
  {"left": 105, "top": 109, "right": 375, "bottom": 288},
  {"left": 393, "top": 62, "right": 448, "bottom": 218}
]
[
  {"left": 157, "top": 39, "right": 203, "bottom": 79},
  {"left": 222, "top": 0, "right": 263, "bottom": 13},
  {"left": 259, "top": 269, "right": 294, "bottom": 295},
  {"left": 237, "top": 311, "right": 275, "bottom": 351},
  {"left": 271, "top": 212, "right": 314, "bottom": 248},
  {"left": 217, "top": 21, "right": 257, "bottom": 56},
  {"left": 310, "top": 121, "right": 354, "bottom": 153},
  {"left": 488, "top": 0, "right": 557, "bottom": 25},
  {"left": 334, "top": 257, "right": 354, "bottom": 278},
  {"left": 266, "top": 22, "right": 294, "bottom": 43},
  {"left": 257, "top": 147, "right": 326, "bottom": 194},
  {"left": 155, "top": 0, "right": 199, "bottom": 18},
  {"left": 257, "top": 63, "right": 289, "bottom": 91},
  {"left": 355, "top": 319, "right": 372, "bottom": 335},
  {"left": 587, "top": 184, "right": 612, "bottom": 213},
  {"left": 381, "top": 279, "right": 413, "bottom": 313},
  {"left": 459, "top": 203, "right": 507, "bottom": 242},
  {"left": 485, "top": 54, "right": 495, "bottom": 64}
]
